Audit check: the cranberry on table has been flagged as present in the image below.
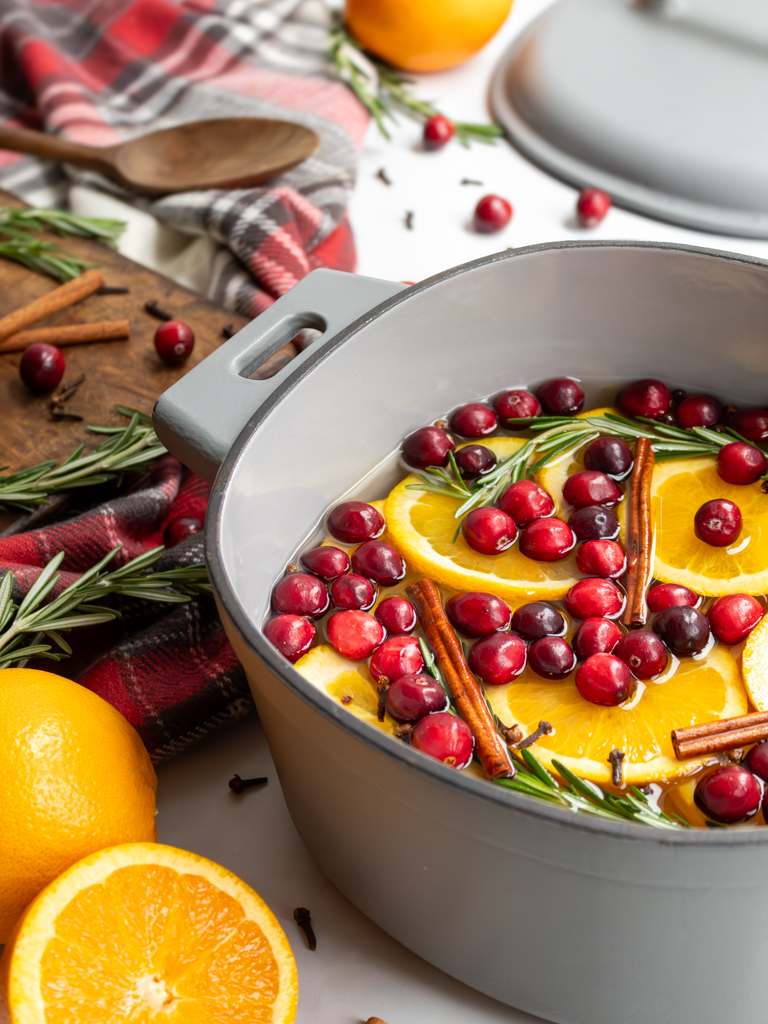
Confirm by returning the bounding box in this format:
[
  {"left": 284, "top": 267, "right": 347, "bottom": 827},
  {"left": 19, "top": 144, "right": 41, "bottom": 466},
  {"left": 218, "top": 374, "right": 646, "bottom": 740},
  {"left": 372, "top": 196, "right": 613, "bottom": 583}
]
[
  {"left": 717, "top": 442, "right": 767, "bottom": 486},
  {"left": 164, "top": 515, "right": 203, "bottom": 546},
  {"left": 536, "top": 378, "right": 585, "bottom": 416},
  {"left": 402, "top": 426, "right": 455, "bottom": 469},
  {"left": 528, "top": 636, "right": 576, "bottom": 679},
  {"left": 728, "top": 408, "right": 768, "bottom": 443},
  {"left": 493, "top": 389, "right": 541, "bottom": 428},
  {"left": 450, "top": 403, "right": 497, "bottom": 438},
  {"left": 617, "top": 379, "right": 671, "bottom": 421},
  {"left": 583, "top": 436, "right": 633, "bottom": 479},
  {"left": 511, "top": 601, "right": 565, "bottom": 641},
  {"left": 498, "top": 480, "right": 555, "bottom": 526},
  {"left": 675, "top": 394, "right": 722, "bottom": 429},
  {"left": 474, "top": 194, "right": 512, "bottom": 233},
  {"left": 19, "top": 343, "right": 65, "bottom": 394},
  {"left": 563, "top": 471, "right": 622, "bottom": 508},
  {"left": 300, "top": 545, "right": 350, "bottom": 580},
  {"left": 327, "top": 501, "right": 384, "bottom": 544},
  {"left": 520, "top": 518, "right": 575, "bottom": 561},
  {"left": 707, "top": 594, "right": 764, "bottom": 645},
  {"left": 446, "top": 591, "right": 511, "bottom": 637},
  {"left": 351, "top": 541, "right": 405, "bottom": 586},
  {"left": 694, "top": 498, "right": 741, "bottom": 547},
  {"left": 653, "top": 605, "right": 710, "bottom": 656},
  {"left": 264, "top": 614, "right": 315, "bottom": 663},
  {"left": 468, "top": 632, "right": 527, "bottom": 685},
  {"left": 326, "top": 610, "right": 385, "bottom": 660},
  {"left": 330, "top": 573, "right": 376, "bottom": 611},
  {"left": 615, "top": 631, "right": 667, "bottom": 679},
  {"left": 569, "top": 505, "right": 620, "bottom": 541},
  {"left": 576, "top": 187, "right": 611, "bottom": 227},
  {"left": 386, "top": 673, "right": 448, "bottom": 722},
  {"left": 154, "top": 320, "right": 195, "bottom": 365},
  {"left": 576, "top": 539, "right": 626, "bottom": 579},
  {"left": 646, "top": 583, "right": 699, "bottom": 613},
  {"left": 694, "top": 764, "right": 761, "bottom": 824},
  {"left": 576, "top": 653, "right": 632, "bottom": 706},
  {"left": 423, "top": 114, "right": 455, "bottom": 150},
  {"left": 572, "top": 617, "right": 622, "bottom": 660},
  {"left": 273, "top": 572, "right": 329, "bottom": 618},
  {"left": 746, "top": 740, "right": 768, "bottom": 782},
  {"left": 369, "top": 636, "right": 424, "bottom": 684},
  {"left": 461, "top": 506, "right": 517, "bottom": 555},
  {"left": 411, "top": 711, "right": 474, "bottom": 769},
  {"left": 454, "top": 444, "right": 496, "bottom": 480},
  {"left": 565, "top": 578, "right": 624, "bottom": 620},
  {"left": 375, "top": 596, "right": 417, "bottom": 635}
]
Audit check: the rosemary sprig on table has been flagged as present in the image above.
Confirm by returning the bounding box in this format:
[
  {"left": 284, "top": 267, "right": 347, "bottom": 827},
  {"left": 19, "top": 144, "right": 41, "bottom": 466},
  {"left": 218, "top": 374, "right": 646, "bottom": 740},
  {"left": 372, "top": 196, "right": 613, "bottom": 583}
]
[{"left": 0, "top": 205, "right": 125, "bottom": 281}]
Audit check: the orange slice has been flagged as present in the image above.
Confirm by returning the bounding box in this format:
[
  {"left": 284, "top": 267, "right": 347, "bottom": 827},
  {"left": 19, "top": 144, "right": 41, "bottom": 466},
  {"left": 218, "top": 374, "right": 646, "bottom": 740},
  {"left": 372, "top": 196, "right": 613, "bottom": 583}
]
[
  {"left": 295, "top": 644, "right": 398, "bottom": 734},
  {"left": 741, "top": 612, "right": 768, "bottom": 711}
]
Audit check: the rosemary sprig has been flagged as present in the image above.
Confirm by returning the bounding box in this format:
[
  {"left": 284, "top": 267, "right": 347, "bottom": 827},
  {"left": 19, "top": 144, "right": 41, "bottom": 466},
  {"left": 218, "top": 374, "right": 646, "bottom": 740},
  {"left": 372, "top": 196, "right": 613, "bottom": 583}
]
[{"left": 0, "top": 205, "right": 125, "bottom": 281}]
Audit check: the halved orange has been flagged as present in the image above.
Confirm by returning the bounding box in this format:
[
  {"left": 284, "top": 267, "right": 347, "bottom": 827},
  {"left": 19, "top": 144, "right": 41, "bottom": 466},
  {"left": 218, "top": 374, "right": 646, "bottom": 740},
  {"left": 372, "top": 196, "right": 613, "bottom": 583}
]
[{"left": 295, "top": 644, "right": 398, "bottom": 734}]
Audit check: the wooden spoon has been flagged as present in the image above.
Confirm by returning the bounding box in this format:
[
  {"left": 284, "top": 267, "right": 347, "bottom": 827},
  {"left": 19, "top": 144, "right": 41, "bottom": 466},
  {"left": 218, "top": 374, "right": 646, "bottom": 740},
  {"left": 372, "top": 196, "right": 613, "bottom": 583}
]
[{"left": 0, "top": 118, "right": 321, "bottom": 195}]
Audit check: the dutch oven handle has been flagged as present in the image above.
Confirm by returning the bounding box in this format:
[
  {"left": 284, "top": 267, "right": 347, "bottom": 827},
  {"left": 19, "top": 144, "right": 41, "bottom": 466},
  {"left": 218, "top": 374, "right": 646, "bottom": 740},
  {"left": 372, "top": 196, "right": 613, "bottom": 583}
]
[{"left": 153, "top": 269, "right": 406, "bottom": 482}]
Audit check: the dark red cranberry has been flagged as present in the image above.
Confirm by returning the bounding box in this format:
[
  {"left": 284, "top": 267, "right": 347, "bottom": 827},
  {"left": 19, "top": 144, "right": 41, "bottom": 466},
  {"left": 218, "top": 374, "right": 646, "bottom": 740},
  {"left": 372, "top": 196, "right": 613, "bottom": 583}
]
[
  {"left": 653, "top": 605, "right": 710, "bottom": 656},
  {"left": 474, "top": 194, "right": 512, "bottom": 233},
  {"left": 423, "top": 114, "right": 454, "bottom": 150},
  {"left": 498, "top": 480, "right": 555, "bottom": 526},
  {"left": 493, "top": 389, "right": 541, "bottom": 428},
  {"left": 676, "top": 394, "right": 722, "bottom": 429},
  {"left": 386, "top": 673, "right": 448, "bottom": 722},
  {"left": 617, "top": 379, "right": 671, "bottom": 421},
  {"left": 446, "top": 591, "right": 511, "bottom": 638},
  {"left": 707, "top": 594, "right": 763, "bottom": 645},
  {"left": 694, "top": 499, "right": 741, "bottom": 547},
  {"left": 154, "top": 320, "right": 195, "bottom": 365},
  {"left": 369, "top": 636, "right": 424, "bottom": 684},
  {"left": 511, "top": 602, "right": 565, "bottom": 641},
  {"left": 728, "top": 408, "right": 768, "bottom": 443},
  {"left": 717, "top": 442, "right": 767, "bottom": 486},
  {"left": 327, "top": 610, "right": 385, "bottom": 659},
  {"left": 647, "top": 583, "right": 699, "bottom": 613},
  {"left": 746, "top": 741, "right": 768, "bottom": 782},
  {"left": 576, "top": 187, "right": 611, "bottom": 227},
  {"left": 454, "top": 444, "right": 496, "bottom": 480},
  {"left": 519, "top": 518, "right": 575, "bottom": 561},
  {"left": 694, "top": 764, "right": 761, "bottom": 823},
  {"left": 19, "top": 343, "right": 65, "bottom": 394},
  {"left": 411, "top": 711, "right": 474, "bottom": 768},
  {"left": 301, "top": 545, "right": 350, "bottom": 579},
  {"left": 576, "top": 539, "right": 626, "bottom": 579},
  {"left": 583, "top": 437, "right": 633, "bottom": 479},
  {"left": 569, "top": 505, "right": 620, "bottom": 541},
  {"left": 565, "top": 578, "right": 624, "bottom": 620},
  {"left": 576, "top": 653, "right": 632, "bottom": 706},
  {"left": 330, "top": 573, "right": 376, "bottom": 611},
  {"left": 615, "top": 631, "right": 667, "bottom": 679},
  {"left": 273, "top": 572, "right": 329, "bottom": 618},
  {"left": 528, "top": 636, "right": 576, "bottom": 679},
  {"left": 536, "top": 378, "right": 585, "bottom": 416},
  {"left": 402, "top": 426, "right": 456, "bottom": 469},
  {"left": 375, "top": 596, "right": 417, "bottom": 635},
  {"left": 164, "top": 515, "right": 203, "bottom": 546},
  {"left": 351, "top": 541, "right": 406, "bottom": 585},
  {"left": 468, "top": 632, "right": 527, "bottom": 685},
  {"left": 572, "top": 617, "right": 622, "bottom": 659},
  {"left": 264, "top": 614, "right": 315, "bottom": 663},
  {"left": 450, "top": 403, "right": 497, "bottom": 438},
  {"left": 327, "top": 501, "right": 385, "bottom": 544},
  {"left": 563, "top": 471, "right": 622, "bottom": 508},
  {"left": 461, "top": 506, "right": 517, "bottom": 554}
]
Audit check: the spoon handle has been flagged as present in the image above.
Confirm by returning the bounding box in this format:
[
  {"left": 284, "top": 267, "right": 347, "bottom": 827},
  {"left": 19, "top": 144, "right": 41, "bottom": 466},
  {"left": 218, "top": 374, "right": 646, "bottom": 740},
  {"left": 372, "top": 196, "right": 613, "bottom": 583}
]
[{"left": 0, "top": 125, "right": 116, "bottom": 176}]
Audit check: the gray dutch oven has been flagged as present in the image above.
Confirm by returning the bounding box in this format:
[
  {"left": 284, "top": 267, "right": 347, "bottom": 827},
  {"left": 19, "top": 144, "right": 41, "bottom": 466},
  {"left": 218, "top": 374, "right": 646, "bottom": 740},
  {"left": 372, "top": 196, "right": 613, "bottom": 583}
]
[{"left": 154, "top": 241, "right": 768, "bottom": 1024}]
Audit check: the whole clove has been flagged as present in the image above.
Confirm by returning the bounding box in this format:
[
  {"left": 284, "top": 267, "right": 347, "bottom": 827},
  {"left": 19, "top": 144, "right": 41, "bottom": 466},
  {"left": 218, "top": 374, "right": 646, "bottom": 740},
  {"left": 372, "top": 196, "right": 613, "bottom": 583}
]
[
  {"left": 97, "top": 284, "right": 130, "bottom": 295},
  {"left": 228, "top": 774, "right": 268, "bottom": 794},
  {"left": 144, "top": 299, "right": 173, "bottom": 321},
  {"left": 294, "top": 907, "right": 317, "bottom": 950},
  {"left": 608, "top": 748, "right": 625, "bottom": 786},
  {"left": 222, "top": 324, "right": 235, "bottom": 340},
  {"left": 50, "top": 373, "right": 85, "bottom": 422},
  {"left": 376, "top": 167, "right": 392, "bottom": 186},
  {"left": 404, "top": 211, "right": 414, "bottom": 230},
  {"left": 514, "top": 721, "right": 553, "bottom": 750}
]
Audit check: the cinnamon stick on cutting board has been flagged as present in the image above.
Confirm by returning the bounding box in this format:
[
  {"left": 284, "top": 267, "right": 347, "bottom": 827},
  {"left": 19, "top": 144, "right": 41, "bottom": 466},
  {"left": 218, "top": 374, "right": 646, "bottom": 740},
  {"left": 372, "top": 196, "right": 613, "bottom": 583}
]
[
  {"left": 0, "top": 268, "right": 103, "bottom": 341},
  {"left": 0, "top": 320, "right": 130, "bottom": 353}
]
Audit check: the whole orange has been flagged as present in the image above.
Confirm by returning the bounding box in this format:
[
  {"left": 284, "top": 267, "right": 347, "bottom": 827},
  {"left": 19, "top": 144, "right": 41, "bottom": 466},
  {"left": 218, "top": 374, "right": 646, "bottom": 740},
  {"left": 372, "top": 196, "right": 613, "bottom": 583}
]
[{"left": 345, "top": 0, "right": 514, "bottom": 72}]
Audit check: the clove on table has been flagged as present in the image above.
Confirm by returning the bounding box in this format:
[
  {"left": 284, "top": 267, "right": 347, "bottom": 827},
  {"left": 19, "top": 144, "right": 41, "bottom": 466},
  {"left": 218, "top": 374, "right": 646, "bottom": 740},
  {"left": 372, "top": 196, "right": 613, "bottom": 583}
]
[
  {"left": 294, "top": 907, "right": 317, "bottom": 950},
  {"left": 144, "top": 299, "right": 173, "bottom": 321},
  {"left": 50, "top": 373, "right": 85, "bottom": 421},
  {"left": 228, "top": 774, "right": 268, "bottom": 794}
]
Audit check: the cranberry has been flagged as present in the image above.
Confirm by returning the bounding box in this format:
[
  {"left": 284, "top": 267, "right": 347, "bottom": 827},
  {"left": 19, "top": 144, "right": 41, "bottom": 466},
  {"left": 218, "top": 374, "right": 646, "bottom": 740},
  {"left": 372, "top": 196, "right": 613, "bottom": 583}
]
[
  {"left": 576, "top": 653, "right": 632, "bottom": 706},
  {"left": 565, "top": 578, "right": 624, "bottom": 620},
  {"left": 273, "top": 572, "right": 329, "bottom": 618},
  {"left": 653, "top": 605, "right": 710, "bottom": 656},
  {"left": 746, "top": 740, "right": 768, "bottom": 782},
  {"left": 403, "top": 426, "right": 456, "bottom": 469},
  {"left": 330, "top": 573, "right": 376, "bottom": 611},
  {"left": 583, "top": 437, "right": 633, "bottom": 479},
  {"left": 369, "top": 636, "right": 424, "bottom": 684},
  {"left": 728, "top": 408, "right": 768, "bottom": 443},
  {"left": 536, "top": 378, "right": 585, "bottom": 416},
  {"left": 707, "top": 594, "right": 763, "bottom": 644},
  {"left": 569, "top": 505, "right": 620, "bottom": 541},
  {"left": 615, "top": 631, "right": 667, "bottom": 679},
  {"left": 450, "top": 403, "right": 497, "bottom": 438},
  {"left": 264, "top": 614, "right": 315, "bottom": 663},
  {"left": 164, "top": 515, "right": 203, "bottom": 546},
  {"left": 717, "top": 442, "right": 767, "bottom": 486},
  {"left": 519, "top": 518, "right": 575, "bottom": 561},
  {"left": 423, "top": 114, "right": 455, "bottom": 150},
  {"left": 375, "top": 596, "right": 417, "bottom": 635},
  {"left": 563, "top": 471, "right": 622, "bottom": 508},
  {"left": 386, "top": 673, "right": 448, "bottom": 722},
  {"left": 647, "top": 583, "right": 699, "bottom": 612},
  {"left": 411, "top": 711, "right": 474, "bottom": 768},
  {"left": 694, "top": 498, "right": 741, "bottom": 547},
  {"left": 676, "top": 394, "right": 722, "bottom": 429},
  {"left": 454, "top": 444, "right": 496, "bottom": 480},
  {"left": 19, "top": 343, "right": 65, "bottom": 394},
  {"left": 327, "top": 501, "right": 385, "bottom": 544},
  {"left": 474, "top": 194, "right": 512, "bottom": 233},
  {"left": 493, "top": 389, "right": 541, "bottom": 428},
  {"left": 301, "top": 546, "right": 350, "bottom": 580},
  {"left": 617, "top": 379, "right": 671, "bottom": 421},
  {"left": 498, "top": 480, "right": 555, "bottom": 526},
  {"left": 351, "top": 541, "right": 405, "bottom": 586},
  {"left": 576, "top": 539, "right": 626, "bottom": 579},
  {"left": 446, "top": 591, "right": 511, "bottom": 638},
  {"left": 154, "top": 320, "right": 195, "bottom": 365},
  {"left": 468, "top": 633, "right": 527, "bottom": 685},
  {"left": 461, "top": 506, "right": 517, "bottom": 554},
  {"left": 694, "top": 764, "right": 761, "bottom": 823},
  {"left": 327, "top": 610, "right": 385, "bottom": 660},
  {"left": 511, "top": 602, "right": 565, "bottom": 641},
  {"left": 572, "top": 617, "right": 622, "bottom": 659},
  {"left": 528, "top": 636, "right": 576, "bottom": 679},
  {"left": 576, "top": 187, "right": 611, "bottom": 227}
]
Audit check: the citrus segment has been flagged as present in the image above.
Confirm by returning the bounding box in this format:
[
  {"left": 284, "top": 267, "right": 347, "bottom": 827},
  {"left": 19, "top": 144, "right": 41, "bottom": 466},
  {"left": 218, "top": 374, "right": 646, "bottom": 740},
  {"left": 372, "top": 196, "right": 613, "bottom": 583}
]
[
  {"left": 742, "top": 612, "right": 768, "bottom": 711},
  {"left": 295, "top": 644, "right": 397, "bottom": 734}
]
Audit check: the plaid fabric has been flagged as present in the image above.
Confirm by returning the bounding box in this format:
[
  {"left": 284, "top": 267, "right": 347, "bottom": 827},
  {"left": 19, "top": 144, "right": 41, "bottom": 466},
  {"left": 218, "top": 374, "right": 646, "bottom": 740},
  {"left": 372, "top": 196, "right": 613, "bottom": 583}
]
[{"left": 0, "top": 0, "right": 367, "bottom": 316}]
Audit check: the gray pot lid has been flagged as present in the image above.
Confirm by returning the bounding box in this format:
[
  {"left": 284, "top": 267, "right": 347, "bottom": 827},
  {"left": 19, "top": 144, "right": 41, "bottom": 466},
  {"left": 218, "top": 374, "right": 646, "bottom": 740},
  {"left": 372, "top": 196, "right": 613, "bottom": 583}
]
[{"left": 491, "top": 0, "right": 768, "bottom": 238}]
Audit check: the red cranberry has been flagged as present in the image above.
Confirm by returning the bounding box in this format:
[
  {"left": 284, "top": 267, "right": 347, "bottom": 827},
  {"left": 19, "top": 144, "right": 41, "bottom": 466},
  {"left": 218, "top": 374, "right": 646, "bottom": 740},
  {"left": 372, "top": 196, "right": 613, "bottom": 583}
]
[
  {"left": 474, "top": 194, "right": 512, "bottom": 233},
  {"left": 528, "top": 636, "right": 576, "bottom": 679},
  {"left": 676, "top": 394, "right": 722, "bottom": 429},
  {"left": 576, "top": 539, "right": 626, "bottom": 579},
  {"left": 386, "top": 673, "right": 448, "bottom": 722},
  {"left": 450, "top": 403, "right": 497, "bottom": 438},
  {"left": 519, "top": 518, "right": 575, "bottom": 561},
  {"left": 576, "top": 653, "right": 632, "bottom": 706},
  {"left": 403, "top": 426, "right": 456, "bottom": 469},
  {"left": 328, "top": 501, "right": 385, "bottom": 545},
  {"left": 351, "top": 541, "right": 406, "bottom": 586},
  {"left": 375, "top": 596, "right": 417, "bottom": 635},
  {"left": 369, "top": 636, "right": 424, "bottom": 684},
  {"left": 468, "top": 633, "right": 527, "bottom": 685},
  {"left": 264, "top": 614, "right": 315, "bottom": 663},
  {"left": 572, "top": 617, "right": 622, "bottom": 660},
  {"left": 615, "top": 631, "right": 667, "bottom": 679},
  {"left": 511, "top": 602, "right": 565, "bottom": 641},
  {"left": 327, "top": 610, "right": 385, "bottom": 659},
  {"left": 423, "top": 114, "right": 454, "bottom": 150},
  {"left": 569, "top": 506, "right": 620, "bottom": 541},
  {"left": 563, "top": 471, "right": 622, "bottom": 508},
  {"left": 411, "top": 711, "right": 474, "bottom": 768},
  {"left": 576, "top": 187, "right": 611, "bottom": 226},
  {"left": 330, "top": 573, "right": 376, "bottom": 611},
  {"left": 694, "top": 499, "right": 741, "bottom": 547},
  {"left": 446, "top": 591, "right": 511, "bottom": 638},
  {"left": 454, "top": 444, "right": 496, "bottom": 480},
  {"left": 493, "top": 389, "right": 541, "bottom": 428},
  {"left": 565, "top": 578, "right": 624, "bottom": 620},
  {"left": 164, "top": 515, "right": 203, "bottom": 546},
  {"left": 617, "top": 379, "right": 671, "bottom": 421},
  {"left": 301, "top": 546, "right": 350, "bottom": 579},
  {"left": 653, "top": 605, "right": 710, "bottom": 655},
  {"left": 707, "top": 594, "right": 763, "bottom": 644},
  {"left": 19, "top": 343, "right": 65, "bottom": 394},
  {"left": 461, "top": 506, "right": 517, "bottom": 554},
  {"left": 498, "top": 480, "right": 555, "bottom": 526},
  {"left": 273, "top": 572, "right": 329, "bottom": 618},
  {"left": 717, "top": 442, "right": 767, "bottom": 486},
  {"left": 154, "top": 320, "right": 195, "bottom": 365},
  {"left": 745, "top": 741, "right": 768, "bottom": 782},
  {"left": 583, "top": 437, "right": 633, "bottom": 479},
  {"left": 647, "top": 583, "right": 699, "bottom": 612},
  {"left": 536, "top": 378, "right": 585, "bottom": 416},
  {"left": 694, "top": 764, "right": 761, "bottom": 823},
  {"left": 728, "top": 408, "right": 768, "bottom": 443}
]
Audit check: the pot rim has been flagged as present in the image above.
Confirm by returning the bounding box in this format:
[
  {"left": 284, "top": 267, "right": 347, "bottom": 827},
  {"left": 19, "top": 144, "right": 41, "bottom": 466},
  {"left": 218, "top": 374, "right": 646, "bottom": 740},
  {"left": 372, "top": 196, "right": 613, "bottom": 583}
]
[{"left": 206, "top": 238, "right": 768, "bottom": 847}]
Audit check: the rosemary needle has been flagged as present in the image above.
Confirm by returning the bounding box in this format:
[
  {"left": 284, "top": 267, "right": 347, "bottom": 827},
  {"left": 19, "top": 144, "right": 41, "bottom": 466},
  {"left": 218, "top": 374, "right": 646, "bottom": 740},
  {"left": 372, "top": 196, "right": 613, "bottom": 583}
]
[{"left": 0, "top": 206, "right": 125, "bottom": 282}]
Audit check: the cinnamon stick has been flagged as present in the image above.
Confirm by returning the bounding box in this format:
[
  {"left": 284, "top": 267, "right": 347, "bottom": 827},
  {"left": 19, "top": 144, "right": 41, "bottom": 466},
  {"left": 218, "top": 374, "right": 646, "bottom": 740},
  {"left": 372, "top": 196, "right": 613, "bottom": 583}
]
[
  {"left": 0, "top": 269, "right": 104, "bottom": 341},
  {"left": 0, "top": 319, "right": 130, "bottom": 353},
  {"left": 673, "top": 710, "right": 768, "bottom": 759},
  {"left": 628, "top": 445, "right": 655, "bottom": 626},
  {"left": 406, "top": 578, "right": 514, "bottom": 780},
  {"left": 621, "top": 438, "right": 652, "bottom": 627}
]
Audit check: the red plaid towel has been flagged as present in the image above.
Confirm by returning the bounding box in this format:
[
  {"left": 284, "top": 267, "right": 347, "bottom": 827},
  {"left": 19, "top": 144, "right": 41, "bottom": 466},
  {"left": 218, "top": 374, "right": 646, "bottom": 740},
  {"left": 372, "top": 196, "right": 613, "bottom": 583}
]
[{"left": 0, "top": 0, "right": 368, "bottom": 316}]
